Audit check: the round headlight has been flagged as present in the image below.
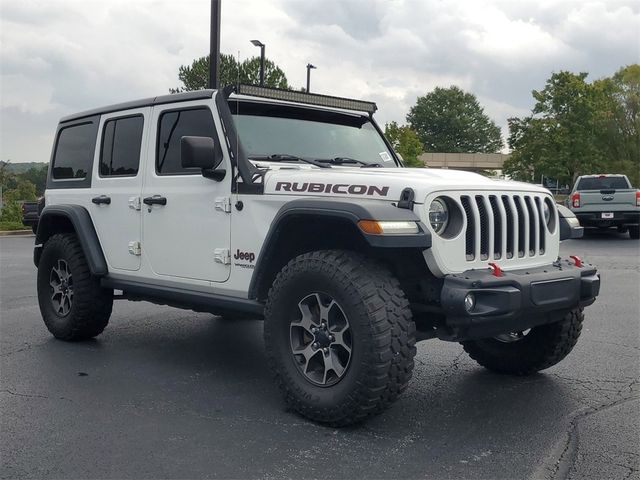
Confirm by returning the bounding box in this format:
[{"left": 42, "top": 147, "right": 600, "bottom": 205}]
[
  {"left": 429, "top": 198, "right": 449, "bottom": 234},
  {"left": 543, "top": 202, "right": 551, "bottom": 226}
]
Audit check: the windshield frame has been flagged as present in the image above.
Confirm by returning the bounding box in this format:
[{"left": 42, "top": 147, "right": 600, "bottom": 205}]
[{"left": 228, "top": 98, "right": 402, "bottom": 168}]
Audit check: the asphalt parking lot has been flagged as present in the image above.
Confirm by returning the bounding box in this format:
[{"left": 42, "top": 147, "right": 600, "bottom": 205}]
[{"left": 1, "top": 232, "right": 638, "bottom": 479}]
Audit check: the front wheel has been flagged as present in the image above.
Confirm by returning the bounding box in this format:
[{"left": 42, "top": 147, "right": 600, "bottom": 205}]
[
  {"left": 264, "top": 250, "right": 416, "bottom": 426},
  {"left": 37, "top": 233, "right": 113, "bottom": 341},
  {"left": 461, "top": 308, "right": 584, "bottom": 375}
]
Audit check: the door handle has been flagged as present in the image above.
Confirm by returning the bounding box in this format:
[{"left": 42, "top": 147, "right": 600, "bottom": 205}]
[
  {"left": 143, "top": 195, "right": 167, "bottom": 206},
  {"left": 91, "top": 195, "right": 111, "bottom": 205}
]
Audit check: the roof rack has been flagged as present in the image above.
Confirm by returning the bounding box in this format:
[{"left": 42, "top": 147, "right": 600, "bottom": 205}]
[{"left": 235, "top": 84, "right": 377, "bottom": 115}]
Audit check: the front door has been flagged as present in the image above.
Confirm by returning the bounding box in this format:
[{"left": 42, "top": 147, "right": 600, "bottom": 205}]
[
  {"left": 141, "top": 101, "right": 231, "bottom": 283},
  {"left": 90, "top": 108, "right": 150, "bottom": 271}
]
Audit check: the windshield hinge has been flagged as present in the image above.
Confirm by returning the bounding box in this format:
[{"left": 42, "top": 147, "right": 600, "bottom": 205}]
[
  {"left": 397, "top": 188, "right": 416, "bottom": 210},
  {"left": 215, "top": 197, "right": 232, "bottom": 213}
]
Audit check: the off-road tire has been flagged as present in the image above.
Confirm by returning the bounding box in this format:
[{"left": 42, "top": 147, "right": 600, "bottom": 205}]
[
  {"left": 629, "top": 225, "right": 639, "bottom": 239},
  {"left": 264, "top": 250, "right": 416, "bottom": 426},
  {"left": 37, "top": 233, "right": 113, "bottom": 341},
  {"left": 461, "top": 308, "right": 584, "bottom": 375}
]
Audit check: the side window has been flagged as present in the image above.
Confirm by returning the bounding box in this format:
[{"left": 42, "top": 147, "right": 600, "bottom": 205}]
[
  {"left": 52, "top": 122, "right": 96, "bottom": 180},
  {"left": 156, "top": 108, "right": 216, "bottom": 175},
  {"left": 100, "top": 115, "right": 144, "bottom": 177}
]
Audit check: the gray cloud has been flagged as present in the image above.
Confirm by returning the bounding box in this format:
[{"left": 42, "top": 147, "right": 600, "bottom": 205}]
[{"left": 1, "top": 0, "right": 638, "bottom": 163}]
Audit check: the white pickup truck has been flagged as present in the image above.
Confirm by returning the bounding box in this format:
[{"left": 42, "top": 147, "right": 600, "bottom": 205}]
[{"left": 567, "top": 174, "right": 640, "bottom": 239}]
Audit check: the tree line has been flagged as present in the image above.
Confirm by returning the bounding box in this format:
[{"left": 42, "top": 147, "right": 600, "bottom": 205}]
[
  {"left": 0, "top": 162, "right": 47, "bottom": 229},
  {"left": 175, "top": 56, "right": 638, "bottom": 182},
  {"left": 2, "top": 59, "right": 635, "bottom": 229}
]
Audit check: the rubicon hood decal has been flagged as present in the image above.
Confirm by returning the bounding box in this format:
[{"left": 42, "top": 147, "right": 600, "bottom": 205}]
[{"left": 275, "top": 181, "right": 389, "bottom": 197}]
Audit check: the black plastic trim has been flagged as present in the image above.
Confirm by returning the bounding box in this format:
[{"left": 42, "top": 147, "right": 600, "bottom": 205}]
[
  {"left": 248, "top": 199, "right": 431, "bottom": 299},
  {"left": 439, "top": 260, "right": 600, "bottom": 341},
  {"left": 101, "top": 278, "right": 264, "bottom": 316},
  {"left": 34, "top": 205, "right": 108, "bottom": 276}
]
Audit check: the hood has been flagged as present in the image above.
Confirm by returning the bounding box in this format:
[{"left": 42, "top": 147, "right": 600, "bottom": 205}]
[{"left": 261, "top": 165, "right": 550, "bottom": 202}]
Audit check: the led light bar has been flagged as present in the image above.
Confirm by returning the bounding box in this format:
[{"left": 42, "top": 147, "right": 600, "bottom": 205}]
[{"left": 236, "top": 84, "right": 377, "bottom": 114}]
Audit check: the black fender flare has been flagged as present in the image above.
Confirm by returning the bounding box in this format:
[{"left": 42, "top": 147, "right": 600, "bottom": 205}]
[
  {"left": 248, "top": 198, "right": 431, "bottom": 299},
  {"left": 34, "top": 205, "right": 108, "bottom": 276}
]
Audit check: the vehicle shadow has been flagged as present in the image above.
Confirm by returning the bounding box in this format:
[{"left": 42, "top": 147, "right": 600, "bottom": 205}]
[{"left": 29, "top": 313, "right": 577, "bottom": 478}]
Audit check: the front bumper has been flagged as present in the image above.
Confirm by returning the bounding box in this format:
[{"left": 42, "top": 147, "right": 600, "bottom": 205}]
[{"left": 440, "top": 259, "right": 600, "bottom": 341}]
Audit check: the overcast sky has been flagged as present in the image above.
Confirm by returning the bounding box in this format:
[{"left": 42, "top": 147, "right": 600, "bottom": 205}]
[{"left": 1, "top": 0, "right": 638, "bottom": 163}]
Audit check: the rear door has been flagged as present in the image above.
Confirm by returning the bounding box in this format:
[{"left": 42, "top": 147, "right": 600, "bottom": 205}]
[
  {"left": 141, "top": 101, "right": 231, "bottom": 283},
  {"left": 90, "top": 108, "right": 150, "bottom": 271}
]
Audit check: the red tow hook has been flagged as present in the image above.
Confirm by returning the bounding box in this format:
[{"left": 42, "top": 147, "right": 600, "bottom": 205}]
[
  {"left": 488, "top": 262, "right": 504, "bottom": 277},
  {"left": 569, "top": 255, "right": 583, "bottom": 267}
]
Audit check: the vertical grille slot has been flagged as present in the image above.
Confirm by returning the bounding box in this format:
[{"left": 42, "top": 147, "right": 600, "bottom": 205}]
[
  {"left": 525, "top": 196, "right": 538, "bottom": 256},
  {"left": 536, "top": 197, "right": 546, "bottom": 254},
  {"left": 501, "top": 195, "right": 515, "bottom": 259},
  {"left": 461, "top": 196, "right": 474, "bottom": 260},
  {"left": 475, "top": 196, "right": 489, "bottom": 260},
  {"left": 514, "top": 197, "right": 527, "bottom": 257},
  {"left": 489, "top": 196, "right": 502, "bottom": 259}
]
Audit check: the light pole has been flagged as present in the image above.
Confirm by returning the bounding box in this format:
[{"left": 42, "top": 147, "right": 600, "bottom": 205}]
[
  {"left": 306, "top": 63, "right": 316, "bottom": 93},
  {"left": 209, "top": 0, "right": 221, "bottom": 89},
  {"left": 251, "top": 40, "right": 266, "bottom": 86}
]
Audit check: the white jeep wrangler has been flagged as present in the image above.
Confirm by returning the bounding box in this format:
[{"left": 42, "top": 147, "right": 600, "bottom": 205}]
[{"left": 35, "top": 85, "right": 600, "bottom": 426}]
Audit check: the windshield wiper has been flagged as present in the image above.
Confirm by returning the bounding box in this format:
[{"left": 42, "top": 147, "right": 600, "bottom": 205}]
[
  {"left": 316, "top": 157, "right": 383, "bottom": 168},
  {"left": 248, "top": 154, "right": 331, "bottom": 169}
]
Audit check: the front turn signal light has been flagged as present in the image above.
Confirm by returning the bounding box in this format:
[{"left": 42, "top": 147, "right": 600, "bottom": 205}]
[{"left": 358, "top": 220, "right": 420, "bottom": 235}]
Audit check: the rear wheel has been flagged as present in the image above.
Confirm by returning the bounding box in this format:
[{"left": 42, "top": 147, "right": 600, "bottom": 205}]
[
  {"left": 461, "top": 308, "right": 583, "bottom": 375},
  {"left": 37, "top": 233, "right": 113, "bottom": 341},
  {"left": 629, "top": 225, "right": 639, "bottom": 239},
  {"left": 264, "top": 250, "right": 415, "bottom": 426}
]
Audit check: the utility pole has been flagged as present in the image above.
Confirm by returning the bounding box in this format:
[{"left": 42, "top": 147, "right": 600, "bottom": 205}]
[
  {"left": 209, "top": 0, "right": 221, "bottom": 89},
  {"left": 306, "top": 63, "right": 316, "bottom": 93}
]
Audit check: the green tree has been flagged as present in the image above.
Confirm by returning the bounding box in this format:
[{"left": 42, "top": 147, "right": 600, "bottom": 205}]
[
  {"left": 597, "top": 65, "right": 640, "bottom": 185},
  {"left": 1, "top": 178, "right": 37, "bottom": 224},
  {"left": 384, "top": 122, "right": 424, "bottom": 167},
  {"left": 171, "top": 54, "right": 289, "bottom": 93},
  {"left": 407, "top": 86, "right": 503, "bottom": 153},
  {"left": 504, "top": 71, "right": 623, "bottom": 185},
  {"left": 19, "top": 165, "right": 48, "bottom": 196}
]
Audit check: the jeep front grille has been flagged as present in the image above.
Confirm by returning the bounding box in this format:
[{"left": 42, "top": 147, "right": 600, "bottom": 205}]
[{"left": 460, "top": 193, "right": 549, "bottom": 262}]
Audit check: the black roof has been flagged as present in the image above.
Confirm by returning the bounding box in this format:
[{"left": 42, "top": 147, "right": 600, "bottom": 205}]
[{"left": 60, "top": 90, "right": 216, "bottom": 123}]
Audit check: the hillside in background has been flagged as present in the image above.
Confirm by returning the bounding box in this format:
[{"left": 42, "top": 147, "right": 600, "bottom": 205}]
[{"left": 1, "top": 161, "right": 49, "bottom": 174}]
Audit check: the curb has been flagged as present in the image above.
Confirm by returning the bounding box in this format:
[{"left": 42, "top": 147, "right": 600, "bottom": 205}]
[{"left": 0, "top": 230, "right": 33, "bottom": 237}]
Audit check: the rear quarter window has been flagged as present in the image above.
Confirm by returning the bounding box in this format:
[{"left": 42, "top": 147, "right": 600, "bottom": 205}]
[{"left": 52, "top": 122, "right": 97, "bottom": 180}]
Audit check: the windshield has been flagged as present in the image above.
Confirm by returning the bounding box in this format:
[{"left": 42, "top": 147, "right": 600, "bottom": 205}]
[
  {"left": 230, "top": 101, "right": 398, "bottom": 167},
  {"left": 576, "top": 176, "right": 631, "bottom": 190}
]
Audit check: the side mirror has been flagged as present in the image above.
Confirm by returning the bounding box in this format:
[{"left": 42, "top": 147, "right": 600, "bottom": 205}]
[
  {"left": 557, "top": 204, "right": 583, "bottom": 240},
  {"left": 180, "top": 136, "right": 225, "bottom": 180}
]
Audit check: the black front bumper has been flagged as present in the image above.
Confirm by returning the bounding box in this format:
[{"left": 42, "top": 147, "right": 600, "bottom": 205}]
[{"left": 439, "top": 259, "right": 600, "bottom": 341}]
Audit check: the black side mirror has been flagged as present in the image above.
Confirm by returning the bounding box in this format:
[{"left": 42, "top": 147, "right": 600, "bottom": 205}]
[{"left": 180, "top": 136, "right": 225, "bottom": 180}]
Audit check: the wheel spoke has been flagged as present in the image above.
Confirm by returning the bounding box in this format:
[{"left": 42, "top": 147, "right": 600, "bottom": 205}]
[
  {"left": 332, "top": 329, "right": 352, "bottom": 354},
  {"left": 323, "top": 349, "right": 346, "bottom": 381},
  {"left": 293, "top": 301, "right": 318, "bottom": 334},
  {"left": 317, "top": 296, "right": 336, "bottom": 324}
]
